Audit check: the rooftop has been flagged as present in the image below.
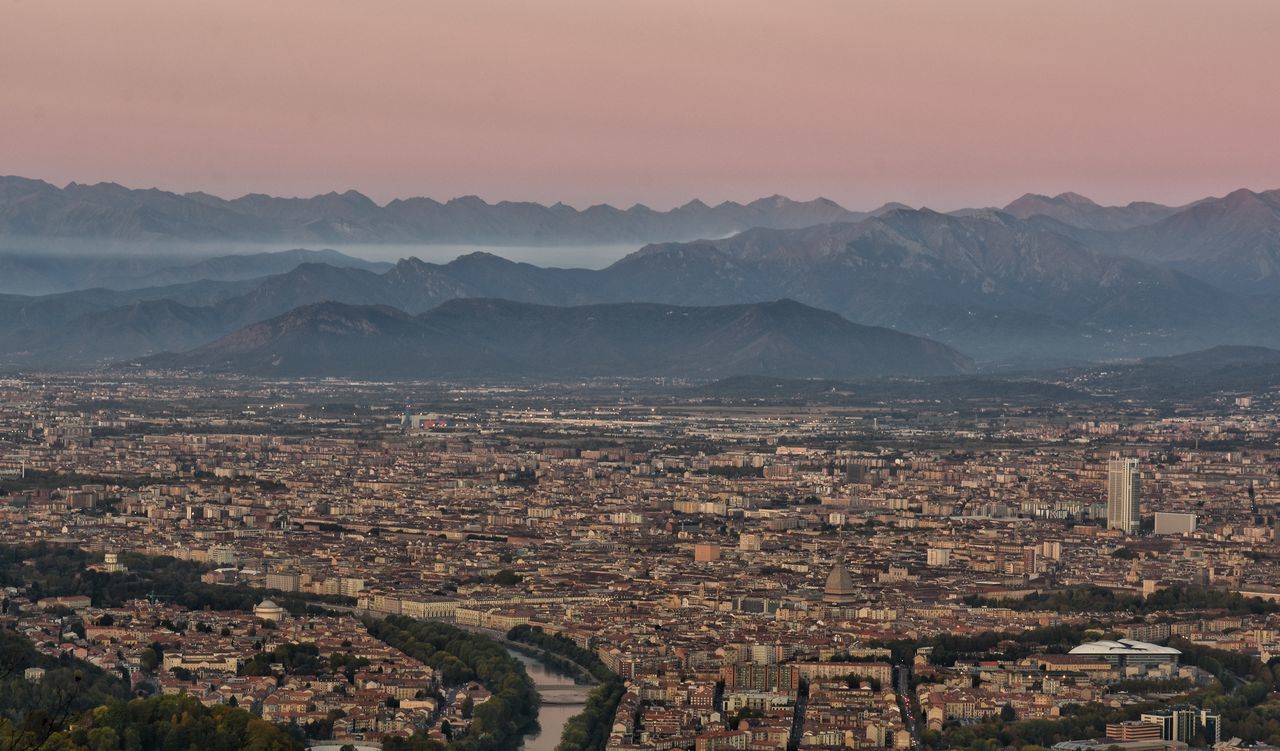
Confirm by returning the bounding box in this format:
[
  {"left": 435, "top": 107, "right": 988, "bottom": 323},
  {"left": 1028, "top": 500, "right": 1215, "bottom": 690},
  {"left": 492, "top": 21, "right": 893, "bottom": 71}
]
[{"left": 1068, "top": 639, "right": 1181, "bottom": 657}]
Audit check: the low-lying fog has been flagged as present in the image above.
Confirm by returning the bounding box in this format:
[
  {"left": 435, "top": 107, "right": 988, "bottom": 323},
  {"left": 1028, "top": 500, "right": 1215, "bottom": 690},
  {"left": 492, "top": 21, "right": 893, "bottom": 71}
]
[{"left": 0, "top": 240, "right": 642, "bottom": 296}]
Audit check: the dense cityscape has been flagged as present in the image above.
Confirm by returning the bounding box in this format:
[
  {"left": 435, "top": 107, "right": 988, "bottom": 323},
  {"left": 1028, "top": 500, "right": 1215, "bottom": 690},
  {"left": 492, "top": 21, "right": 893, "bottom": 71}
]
[
  {"left": 2, "top": 373, "right": 1280, "bottom": 751},
  {"left": 5, "top": 3, "right": 1280, "bottom": 751}
]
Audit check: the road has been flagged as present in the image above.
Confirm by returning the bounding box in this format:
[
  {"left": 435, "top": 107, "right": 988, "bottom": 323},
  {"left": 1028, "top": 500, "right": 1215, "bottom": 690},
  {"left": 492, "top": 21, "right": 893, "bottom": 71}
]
[{"left": 896, "top": 664, "right": 923, "bottom": 749}]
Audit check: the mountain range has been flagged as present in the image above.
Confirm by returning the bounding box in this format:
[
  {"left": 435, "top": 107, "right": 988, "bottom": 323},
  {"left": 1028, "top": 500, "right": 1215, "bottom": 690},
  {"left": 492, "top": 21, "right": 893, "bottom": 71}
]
[
  {"left": 0, "top": 175, "right": 874, "bottom": 245},
  {"left": 1000, "top": 191, "right": 1186, "bottom": 231},
  {"left": 144, "top": 299, "right": 972, "bottom": 379},
  {"left": 0, "top": 247, "right": 390, "bottom": 296},
  {"left": 5, "top": 177, "right": 1280, "bottom": 294},
  {"left": 1, "top": 176, "right": 1279, "bottom": 372}
]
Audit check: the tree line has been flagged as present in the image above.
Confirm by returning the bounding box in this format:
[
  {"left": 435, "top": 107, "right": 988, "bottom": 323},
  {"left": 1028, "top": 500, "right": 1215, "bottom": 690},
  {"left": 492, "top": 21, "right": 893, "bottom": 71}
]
[
  {"left": 0, "top": 628, "right": 301, "bottom": 751},
  {"left": 366, "top": 615, "right": 540, "bottom": 751},
  {"left": 26, "top": 694, "right": 302, "bottom": 751},
  {"left": 965, "top": 584, "right": 1280, "bottom": 616},
  {"left": 874, "top": 623, "right": 1091, "bottom": 668},
  {"left": 505, "top": 624, "right": 625, "bottom": 751},
  {"left": 0, "top": 543, "right": 352, "bottom": 616}
]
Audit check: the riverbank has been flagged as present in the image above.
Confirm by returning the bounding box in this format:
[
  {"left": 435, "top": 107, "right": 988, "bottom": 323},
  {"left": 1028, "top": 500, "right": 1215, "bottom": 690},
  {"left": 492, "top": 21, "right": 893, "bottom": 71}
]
[
  {"left": 417, "top": 618, "right": 599, "bottom": 750},
  {"left": 506, "top": 649, "right": 589, "bottom": 751}
]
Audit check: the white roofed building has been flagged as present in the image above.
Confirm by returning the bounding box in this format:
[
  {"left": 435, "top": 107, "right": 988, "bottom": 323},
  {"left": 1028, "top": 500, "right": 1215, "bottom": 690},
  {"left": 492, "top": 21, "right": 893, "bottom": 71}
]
[
  {"left": 253, "top": 599, "right": 287, "bottom": 622},
  {"left": 1068, "top": 639, "right": 1180, "bottom": 668}
]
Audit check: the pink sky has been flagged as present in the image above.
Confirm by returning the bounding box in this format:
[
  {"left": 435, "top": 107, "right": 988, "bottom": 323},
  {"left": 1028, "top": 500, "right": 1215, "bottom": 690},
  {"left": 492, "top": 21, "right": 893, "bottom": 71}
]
[{"left": 3, "top": 0, "right": 1278, "bottom": 210}]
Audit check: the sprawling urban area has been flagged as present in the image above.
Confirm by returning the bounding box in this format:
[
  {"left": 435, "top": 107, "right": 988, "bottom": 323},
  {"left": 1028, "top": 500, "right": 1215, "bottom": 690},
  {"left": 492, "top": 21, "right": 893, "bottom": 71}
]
[{"left": 2, "top": 373, "right": 1279, "bottom": 751}]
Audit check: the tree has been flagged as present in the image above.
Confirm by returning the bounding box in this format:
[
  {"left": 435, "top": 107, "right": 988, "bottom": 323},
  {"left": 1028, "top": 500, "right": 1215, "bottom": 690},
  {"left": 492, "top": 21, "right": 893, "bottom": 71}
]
[
  {"left": 367, "top": 615, "right": 541, "bottom": 751},
  {"left": 490, "top": 569, "right": 522, "bottom": 586},
  {"left": 29, "top": 694, "right": 304, "bottom": 751},
  {"left": 139, "top": 646, "right": 161, "bottom": 672}
]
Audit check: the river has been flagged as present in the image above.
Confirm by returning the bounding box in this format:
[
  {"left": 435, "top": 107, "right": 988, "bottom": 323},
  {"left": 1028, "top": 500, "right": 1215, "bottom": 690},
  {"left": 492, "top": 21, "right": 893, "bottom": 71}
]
[{"left": 507, "top": 649, "right": 589, "bottom": 751}]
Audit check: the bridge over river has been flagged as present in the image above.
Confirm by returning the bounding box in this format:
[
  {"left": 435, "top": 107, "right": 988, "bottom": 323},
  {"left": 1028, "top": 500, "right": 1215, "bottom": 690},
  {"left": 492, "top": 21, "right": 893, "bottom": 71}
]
[
  {"left": 314, "top": 607, "right": 595, "bottom": 750},
  {"left": 533, "top": 683, "right": 595, "bottom": 705},
  {"left": 507, "top": 649, "right": 591, "bottom": 750}
]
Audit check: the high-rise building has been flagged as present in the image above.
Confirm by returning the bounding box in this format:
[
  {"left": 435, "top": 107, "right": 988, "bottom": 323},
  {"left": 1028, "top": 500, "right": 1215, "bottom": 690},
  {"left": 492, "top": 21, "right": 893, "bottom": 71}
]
[
  {"left": 1139, "top": 706, "right": 1220, "bottom": 744},
  {"left": 1107, "top": 458, "right": 1140, "bottom": 533},
  {"left": 1140, "top": 708, "right": 1194, "bottom": 743}
]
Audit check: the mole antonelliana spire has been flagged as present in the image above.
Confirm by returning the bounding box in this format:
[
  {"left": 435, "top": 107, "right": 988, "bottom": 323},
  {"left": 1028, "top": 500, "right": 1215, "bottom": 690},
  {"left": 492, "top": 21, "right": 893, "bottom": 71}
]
[{"left": 823, "top": 548, "right": 857, "bottom": 605}]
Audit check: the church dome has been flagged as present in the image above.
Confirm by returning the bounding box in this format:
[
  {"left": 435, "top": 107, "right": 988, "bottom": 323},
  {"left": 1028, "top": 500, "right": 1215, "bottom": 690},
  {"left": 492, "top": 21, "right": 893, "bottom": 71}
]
[{"left": 253, "top": 599, "right": 286, "bottom": 621}]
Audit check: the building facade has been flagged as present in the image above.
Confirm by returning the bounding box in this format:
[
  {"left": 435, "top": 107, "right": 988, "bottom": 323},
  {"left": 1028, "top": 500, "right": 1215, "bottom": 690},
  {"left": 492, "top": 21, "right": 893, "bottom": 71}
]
[{"left": 1107, "top": 458, "right": 1141, "bottom": 533}]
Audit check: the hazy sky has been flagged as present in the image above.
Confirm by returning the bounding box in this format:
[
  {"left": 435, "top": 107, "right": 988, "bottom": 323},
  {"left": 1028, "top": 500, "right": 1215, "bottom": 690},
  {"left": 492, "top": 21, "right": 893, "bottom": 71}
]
[{"left": 3, "top": 0, "right": 1278, "bottom": 210}]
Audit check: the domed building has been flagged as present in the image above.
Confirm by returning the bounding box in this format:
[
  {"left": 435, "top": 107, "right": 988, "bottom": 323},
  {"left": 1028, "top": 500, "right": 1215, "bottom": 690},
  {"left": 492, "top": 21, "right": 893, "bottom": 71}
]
[
  {"left": 1068, "top": 638, "right": 1180, "bottom": 668},
  {"left": 253, "top": 599, "right": 286, "bottom": 622},
  {"left": 823, "top": 561, "right": 858, "bottom": 604}
]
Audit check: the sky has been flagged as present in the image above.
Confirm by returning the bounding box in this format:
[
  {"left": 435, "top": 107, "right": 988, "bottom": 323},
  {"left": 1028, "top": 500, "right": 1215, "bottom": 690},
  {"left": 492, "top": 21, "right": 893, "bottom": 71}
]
[{"left": 2, "top": 0, "right": 1279, "bottom": 211}]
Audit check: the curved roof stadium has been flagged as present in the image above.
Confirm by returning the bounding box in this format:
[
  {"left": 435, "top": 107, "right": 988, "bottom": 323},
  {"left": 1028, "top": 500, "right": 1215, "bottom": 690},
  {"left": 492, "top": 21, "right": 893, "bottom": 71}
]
[{"left": 1069, "top": 638, "right": 1180, "bottom": 666}]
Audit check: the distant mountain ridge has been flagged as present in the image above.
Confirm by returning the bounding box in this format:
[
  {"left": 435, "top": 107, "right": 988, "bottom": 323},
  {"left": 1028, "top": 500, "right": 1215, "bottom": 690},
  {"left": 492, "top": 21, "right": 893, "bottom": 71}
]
[
  {"left": 148, "top": 298, "right": 972, "bottom": 379},
  {"left": 587, "top": 208, "right": 1252, "bottom": 361},
  {"left": 0, "top": 175, "right": 870, "bottom": 244},
  {"left": 1067, "top": 345, "right": 1280, "bottom": 397},
  {"left": 1114, "top": 188, "right": 1280, "bottom": 293},
  {"left": 6, "top": 176, "right": 1280, "bottom": 295},
  {"left": 0, "top": 247, "right": 390, "bottom": 295},
  {"left": 3, "top": 204, "right": 1279, "bottom": 368},
  {"left": 1001, "top": 191, "right": 1185, "bottom": 231},
  {"left": 3, "top": 177, "right": 1280, "bottom": 369}
]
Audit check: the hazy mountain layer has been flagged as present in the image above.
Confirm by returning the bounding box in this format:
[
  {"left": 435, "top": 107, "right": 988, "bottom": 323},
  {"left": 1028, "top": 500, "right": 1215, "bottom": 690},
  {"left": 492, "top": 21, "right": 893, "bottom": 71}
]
[
  {"left": 3, "top": 186, "right": 1280, "bottom": 367},
  {"left": 1063, "top": 345, "right": 1280, "bottom": 398},
  {"left": 0, "top": 247, "right": 388, "bottom": 295},
  {"left": 148, "top": 299, "right": 973, "bottom": 379},
  {"left": 6, "top": 176, "right": 1280, "bottom": 295},
  {"left": 0, "top": 208, "right": 1275, "bottom": 367}
]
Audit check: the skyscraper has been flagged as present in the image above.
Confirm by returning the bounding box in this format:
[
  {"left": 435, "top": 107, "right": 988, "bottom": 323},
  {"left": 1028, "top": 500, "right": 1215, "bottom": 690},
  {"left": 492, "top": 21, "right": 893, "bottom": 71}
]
[{"left": 1108, "top": 458, "right": 1140, "bottom": 533}]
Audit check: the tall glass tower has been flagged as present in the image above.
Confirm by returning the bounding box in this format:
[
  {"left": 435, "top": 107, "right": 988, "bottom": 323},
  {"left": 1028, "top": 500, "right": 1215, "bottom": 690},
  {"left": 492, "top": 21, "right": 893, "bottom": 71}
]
[{"left": 1107, "top": 458, "right": 1141, "bottom": 533}]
